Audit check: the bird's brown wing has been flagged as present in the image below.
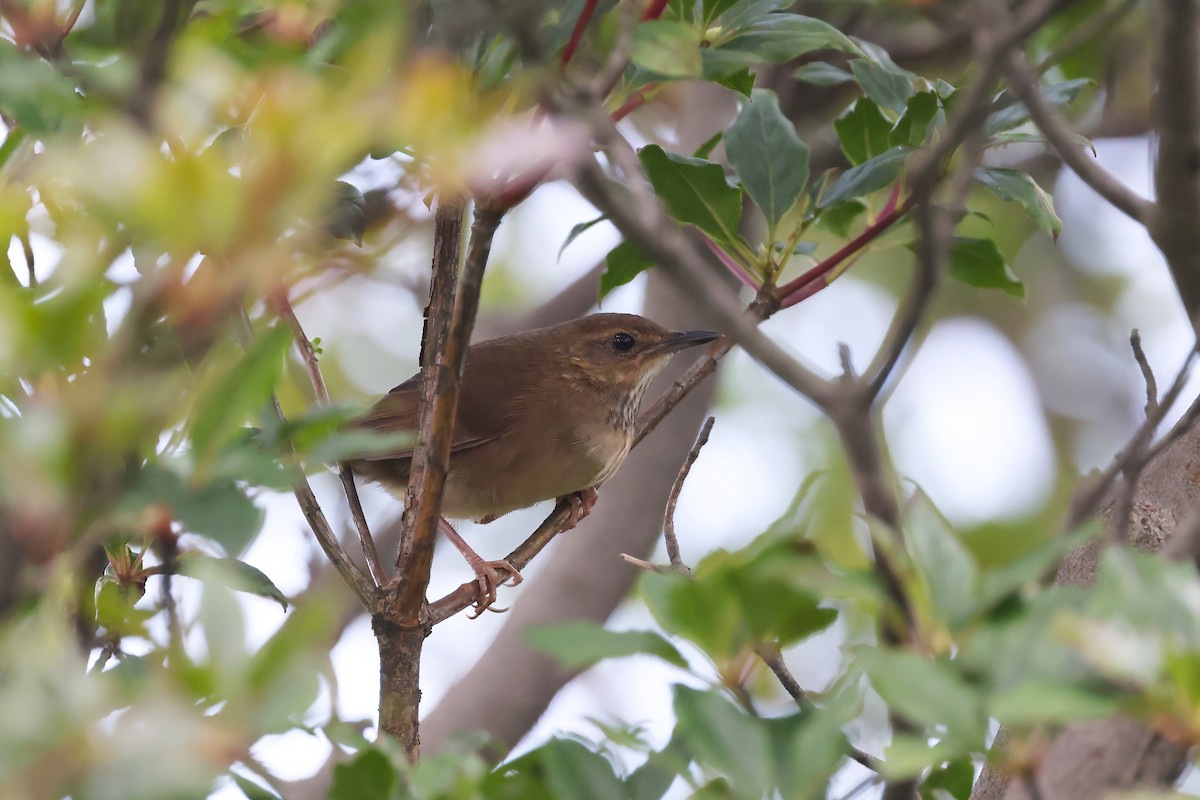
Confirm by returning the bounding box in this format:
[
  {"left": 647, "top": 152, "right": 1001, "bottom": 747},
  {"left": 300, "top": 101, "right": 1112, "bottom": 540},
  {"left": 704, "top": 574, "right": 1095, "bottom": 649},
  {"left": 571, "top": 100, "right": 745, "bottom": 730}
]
[{"left": 353, "top": 340, "right": 531, "bottom": 461}]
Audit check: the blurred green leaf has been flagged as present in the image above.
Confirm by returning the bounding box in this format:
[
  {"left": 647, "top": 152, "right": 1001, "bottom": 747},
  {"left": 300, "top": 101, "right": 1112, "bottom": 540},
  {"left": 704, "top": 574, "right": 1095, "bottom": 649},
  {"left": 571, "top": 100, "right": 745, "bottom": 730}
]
[
  {"left": 625, "top": 730, "right": 691, "bottom": 800},
  {"left": 526, "top": 621, "right": 688, "bottom": 669},
  {"left": 94, "top": 578, "right": 154, "bottom": 637},
  {"left": 947, "top": 237, "right": 1025, "bottom": 298},
  {"left": 855, "top": 648, "right": 988, "bottom": 740},
  {"left": 632, "top": 21, "right": 703, "bottom": 78},
  {"left": 179, "top": 553, "right": 288, "bottom": 610},
  {"left": 990, "top": 678, "right": 1124, "bottom": 725},
  {"left": 190, "top": 325, "right": 292, "bottom": 462},
  {"left": 330, "top": 749, "right": 397, "bottom": 800},
  {"left": 600, "top": 240, "right": 653, "bottom": 299},
  {"left": 921, "top": 757, "right": 974, "bottom": 800},
  {"left": 974, "top": 167, "right": 1063, "bottom": 239},
  {"left": 711, "top": 13, "right": 859, "bottom": 66},
  {"left": 539, "top": 739, "right": 625, "bottom": 800},
  {"left": 793, "top": 62, "right": 854, "bottom": 86},
  {"left": 638, "top": 145, "right": 744, "bottom": 248},
  {"left": 820, "top": 146, "right": 910, "bottom": 207},
  {"left": 714, "top": 0, "right": 793, "bottom": 31},
  {"left": 123, "top": 465, "right": 264, "bottom": 554},
  {"left": 849, "top": 58, "right": 914, "bottom": 113},
  {"left": 674, "top": 685, "right": 771, "bottom": 795},
  {"left": 835, "top": 97, "right": 893, "bottom": 166},
  {"left": 725, "top": 89, "right": 810, "bottom": 227},
  {"left": 903, "top": 491, "right": 979, "bottom": 627}
]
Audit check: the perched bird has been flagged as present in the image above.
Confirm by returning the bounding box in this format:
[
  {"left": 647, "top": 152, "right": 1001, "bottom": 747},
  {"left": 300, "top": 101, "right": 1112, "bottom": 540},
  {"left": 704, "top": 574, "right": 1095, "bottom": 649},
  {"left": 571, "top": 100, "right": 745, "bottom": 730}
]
[{"left": 349, "top": 313, "right": 719, "bottom": 613}]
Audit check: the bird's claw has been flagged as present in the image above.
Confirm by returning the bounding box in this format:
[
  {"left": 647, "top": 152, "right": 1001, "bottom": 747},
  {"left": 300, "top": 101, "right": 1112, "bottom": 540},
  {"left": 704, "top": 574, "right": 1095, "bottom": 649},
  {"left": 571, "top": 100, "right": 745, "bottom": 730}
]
[
  {"left": 466, "top": 558, "right": 523, "bottom": 618},
  {"left": 561, "top": 486, "right": 600, "bottom": 531}
]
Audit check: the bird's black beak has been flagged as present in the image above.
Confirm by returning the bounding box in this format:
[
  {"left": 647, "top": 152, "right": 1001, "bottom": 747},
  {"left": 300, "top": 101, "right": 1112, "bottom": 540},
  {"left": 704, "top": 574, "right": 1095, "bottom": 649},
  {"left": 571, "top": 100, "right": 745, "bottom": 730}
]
[{"left": 651, "top": 329, "right": 721, "bottom": 355}]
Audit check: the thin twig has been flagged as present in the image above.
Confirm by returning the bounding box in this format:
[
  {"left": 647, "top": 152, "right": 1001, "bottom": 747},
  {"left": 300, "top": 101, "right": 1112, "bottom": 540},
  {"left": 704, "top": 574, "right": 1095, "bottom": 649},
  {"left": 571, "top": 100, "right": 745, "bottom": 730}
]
[
  {"left": 232, "top": 308, "right": 375, "bottom": 607},
  {"left": 558, "top": 0, "right": 598, "bottom": 68},
  {"left": 20, "top": 232, "right": 34, "bottom": 288},
  {"left": 1131, "top": 330, "right": 1159, "bottom": 418},
  {"left": 276, "top": 291, "right": 387, "bottom": 587},
  {"left": 663, "top": 416, "right": 714, "bottom": 570},
  {"left": 90, "top": 640, "right": 120, "bottom": 674},
  {"left": 1067, "top": 346, "right": 1199, "bottom": 530},
  {"left": 1002, "top": 47, "right": 1151, "bottom": 225}
]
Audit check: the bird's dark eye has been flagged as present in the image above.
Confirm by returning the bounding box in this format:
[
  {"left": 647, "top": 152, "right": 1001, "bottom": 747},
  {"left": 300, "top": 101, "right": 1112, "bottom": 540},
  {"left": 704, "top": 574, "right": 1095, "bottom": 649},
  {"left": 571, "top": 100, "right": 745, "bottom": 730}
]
[{"left": 611, "top": 332, "right": 636, "bottom": 352}]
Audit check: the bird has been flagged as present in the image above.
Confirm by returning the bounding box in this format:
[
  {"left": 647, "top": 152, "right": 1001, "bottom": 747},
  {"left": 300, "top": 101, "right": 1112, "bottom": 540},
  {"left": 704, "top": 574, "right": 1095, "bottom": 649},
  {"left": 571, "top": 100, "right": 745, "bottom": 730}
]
[{"left": 348, "top": 313, "right": 719, "bottom": 615}]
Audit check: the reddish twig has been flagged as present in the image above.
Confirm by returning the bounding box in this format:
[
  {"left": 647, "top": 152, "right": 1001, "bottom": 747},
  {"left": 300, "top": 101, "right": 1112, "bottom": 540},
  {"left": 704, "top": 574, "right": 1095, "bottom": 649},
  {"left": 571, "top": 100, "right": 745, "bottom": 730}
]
[
  {"left": 703, "top": 237, "right": 760, "bottom": 290},
  {"left": 559, "top": 0, "right": 599, "bottom": 68},
  {"left": 777, "top": 193, "right": 913, "bottom": 308},
  {"left": 612, "top": 84, "right": 657, "bottom": 121},
  {"left": 642, "top": 0, "right": 669, "bottom": 21}
]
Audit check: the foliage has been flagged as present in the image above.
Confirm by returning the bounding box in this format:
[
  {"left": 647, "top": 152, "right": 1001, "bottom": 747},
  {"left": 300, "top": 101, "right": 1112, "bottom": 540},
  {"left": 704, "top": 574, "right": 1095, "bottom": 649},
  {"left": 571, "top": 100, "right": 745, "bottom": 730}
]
[{"left": 0, "top": 0, "right": 1175, "bottom": 799}]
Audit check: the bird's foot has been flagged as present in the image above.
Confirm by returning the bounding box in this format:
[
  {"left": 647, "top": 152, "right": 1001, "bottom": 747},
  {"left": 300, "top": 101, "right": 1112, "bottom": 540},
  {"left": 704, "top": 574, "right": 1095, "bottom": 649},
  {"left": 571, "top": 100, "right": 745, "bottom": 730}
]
[
  {"left": 561, "top": 486, "right": 601, "bottom": 531},
  {"left": 466, "top": 557, "right": 523, "bottom": 618}
]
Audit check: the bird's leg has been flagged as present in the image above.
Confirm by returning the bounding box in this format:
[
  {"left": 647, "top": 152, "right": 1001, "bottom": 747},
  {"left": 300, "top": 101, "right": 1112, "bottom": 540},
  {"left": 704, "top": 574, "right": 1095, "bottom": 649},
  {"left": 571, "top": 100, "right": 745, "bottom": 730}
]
[
  {"left": 437, "top": 517, "right": 523, "bottom": 617},
  {"left": 559, "top": 486, "right": 601, "bottom": 531}
]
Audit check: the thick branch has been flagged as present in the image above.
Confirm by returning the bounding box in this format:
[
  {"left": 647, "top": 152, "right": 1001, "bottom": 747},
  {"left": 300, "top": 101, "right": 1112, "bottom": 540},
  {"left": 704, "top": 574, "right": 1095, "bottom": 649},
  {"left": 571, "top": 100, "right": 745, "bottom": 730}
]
[{"left": 1150, "top": 0, "right": 1200, "bottom": 326}]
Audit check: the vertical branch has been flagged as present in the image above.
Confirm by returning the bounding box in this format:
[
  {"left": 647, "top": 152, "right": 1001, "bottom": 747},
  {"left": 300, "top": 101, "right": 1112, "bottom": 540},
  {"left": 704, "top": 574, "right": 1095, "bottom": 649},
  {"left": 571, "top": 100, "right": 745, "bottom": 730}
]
[{"left": 376, "top": 197, "right": 501, "bottom": 760}]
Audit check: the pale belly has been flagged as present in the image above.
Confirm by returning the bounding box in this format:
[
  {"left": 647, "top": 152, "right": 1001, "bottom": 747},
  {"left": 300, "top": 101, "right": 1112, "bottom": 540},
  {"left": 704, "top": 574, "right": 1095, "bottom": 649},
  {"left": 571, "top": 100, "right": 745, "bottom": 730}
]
[{"left": 439, "top": 425, "right": 632, "bottom": 521}]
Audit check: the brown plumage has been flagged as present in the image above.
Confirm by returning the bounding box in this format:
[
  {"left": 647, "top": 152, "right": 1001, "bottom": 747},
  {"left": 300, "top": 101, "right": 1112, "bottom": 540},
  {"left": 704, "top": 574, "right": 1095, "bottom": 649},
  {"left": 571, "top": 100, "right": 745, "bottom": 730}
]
[
  {"left": 350, "top": 313, "right": 718, "bottom": 520},
  {"left": 346, "top": 313, "right": 718, "bottom": 614}
]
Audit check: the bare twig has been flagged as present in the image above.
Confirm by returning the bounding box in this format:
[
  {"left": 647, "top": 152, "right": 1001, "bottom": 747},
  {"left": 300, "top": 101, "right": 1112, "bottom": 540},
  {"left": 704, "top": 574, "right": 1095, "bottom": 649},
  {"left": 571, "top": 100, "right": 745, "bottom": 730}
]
[
  {"left": 1002, "top": 47, "right": 1152, "bottom": 225},
  {"left": 663, "top": 416, "right": 714, "bottom": 570},
  {"left": 20, "top": 232, "right": 34, "bottom": 288},
  {"left": 231, "top": 308, "right": 374, "bottom": 608},
  {"left": 276, "top": 292, "right": 387, "bottom": 588},
  {"left": 1131, "top": 330, "right": 1159, "bottom": 418}
]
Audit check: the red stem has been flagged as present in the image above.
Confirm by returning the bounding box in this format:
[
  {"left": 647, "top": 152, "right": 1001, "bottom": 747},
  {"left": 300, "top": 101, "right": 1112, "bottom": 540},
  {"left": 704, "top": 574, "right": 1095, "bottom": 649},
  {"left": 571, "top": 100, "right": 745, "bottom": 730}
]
[
  {"left": 776, "top": 193, "right": 912, "bottom": 307},
  {"left": 642, "top": 0, "right": 669, "bottom": 21},
  {"left": 559, "top": 0, "right": 599, "bottom": 68},
  {"left": 612, "top": 85, "right": 656, "bottom": 122},
  {"left": 703, "top": 237, "right": 759, "bottom": 290}
]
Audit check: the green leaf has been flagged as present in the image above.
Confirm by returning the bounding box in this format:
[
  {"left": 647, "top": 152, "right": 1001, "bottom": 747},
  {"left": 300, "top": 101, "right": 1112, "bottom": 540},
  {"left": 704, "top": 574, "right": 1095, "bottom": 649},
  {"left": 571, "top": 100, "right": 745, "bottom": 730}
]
[
  {"left": 322, "top": 181, "right": 366, "bottom": 245},
  {"left": 190, "top": 325, "right": 292, "bottom": 461},
  {"left": 921, "top": 757, "right": 974, "bottom": 800},
  {"left": 890, "top": 91, "right": 941, "bottom": 149},
  {"left": 849, "top": 58, "right": 914, "bottom": 114},
  {"left": 643, "top": 569, "right": 747, "bottom": 659},
  {"left": 625, "top": 731, "right": 691, "bottom": 800},
  {"left": 715, "top": 0, "right": 793, "bottom": 31},
  {"left": 178, "top": 553, "right": 289, "bottom": 610},
  {"left": 632, "top": 21, "right": 702, "bottom": 78},
  {"left": 123, "top": 466, "right": 265, "bottom": 554},
  {"left": 948, "top": 237, "right": 1024, "bottom": 298},
  {"left": 233, "top": 774, "right": 282, "bottom": 800},
  {"left": 989, "top": 679, "right": 1124, "bottom": 725},
  {"left": 987, "top": 78, "right": 1094, "bottom": 133},
  {"left": 855, "top": 648, "right": 987, "bottom": 741},
  {"left": 715, "top": 67, "right": 756, "bottom": 97},
  {"left": 725, "top": 89, "right": 810, "bottom": 227},
  {"left": 834, "top": 98, "right": 893, "bottom": 166},
  {"left": 814, "top": 200, "right": 867, "bottom": 239},
  {"left": 793, "top": 62, "right": 853, "bottom": 87},
  {"left": 903, "top": 491, "right": 979, "bottom": 627},
  {"left": 693, "top": 131, "right": 724, "bottom": 159},
  {"left": 525, "top": 621, "right": 687, "bottom": 669},
  {"left": 974, "top": 167, "right": 1063, "bottom": 239},
  {"left": 637, "top": 144, "right": 744, "bottom": 247},
  {"left": 717, "top": 14, "right": 859, "bottom": 63},
  {"left": 330, "top": 749, "right": 397, "bottom": 800},
  {"left": 820, "top": 146, "right": 910, "bottom": 207},
  {"left": 539, "top": 739, "right": 625, "bottom": 800},
  {"left": 558, "top": 216, "right": 607, "bottom": 262},
  {"left": 674, "top": 685, "right": 771, "bottom": 795},
  {"left": 599, "top": 240, "right": 653, "bottom": 299}
]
